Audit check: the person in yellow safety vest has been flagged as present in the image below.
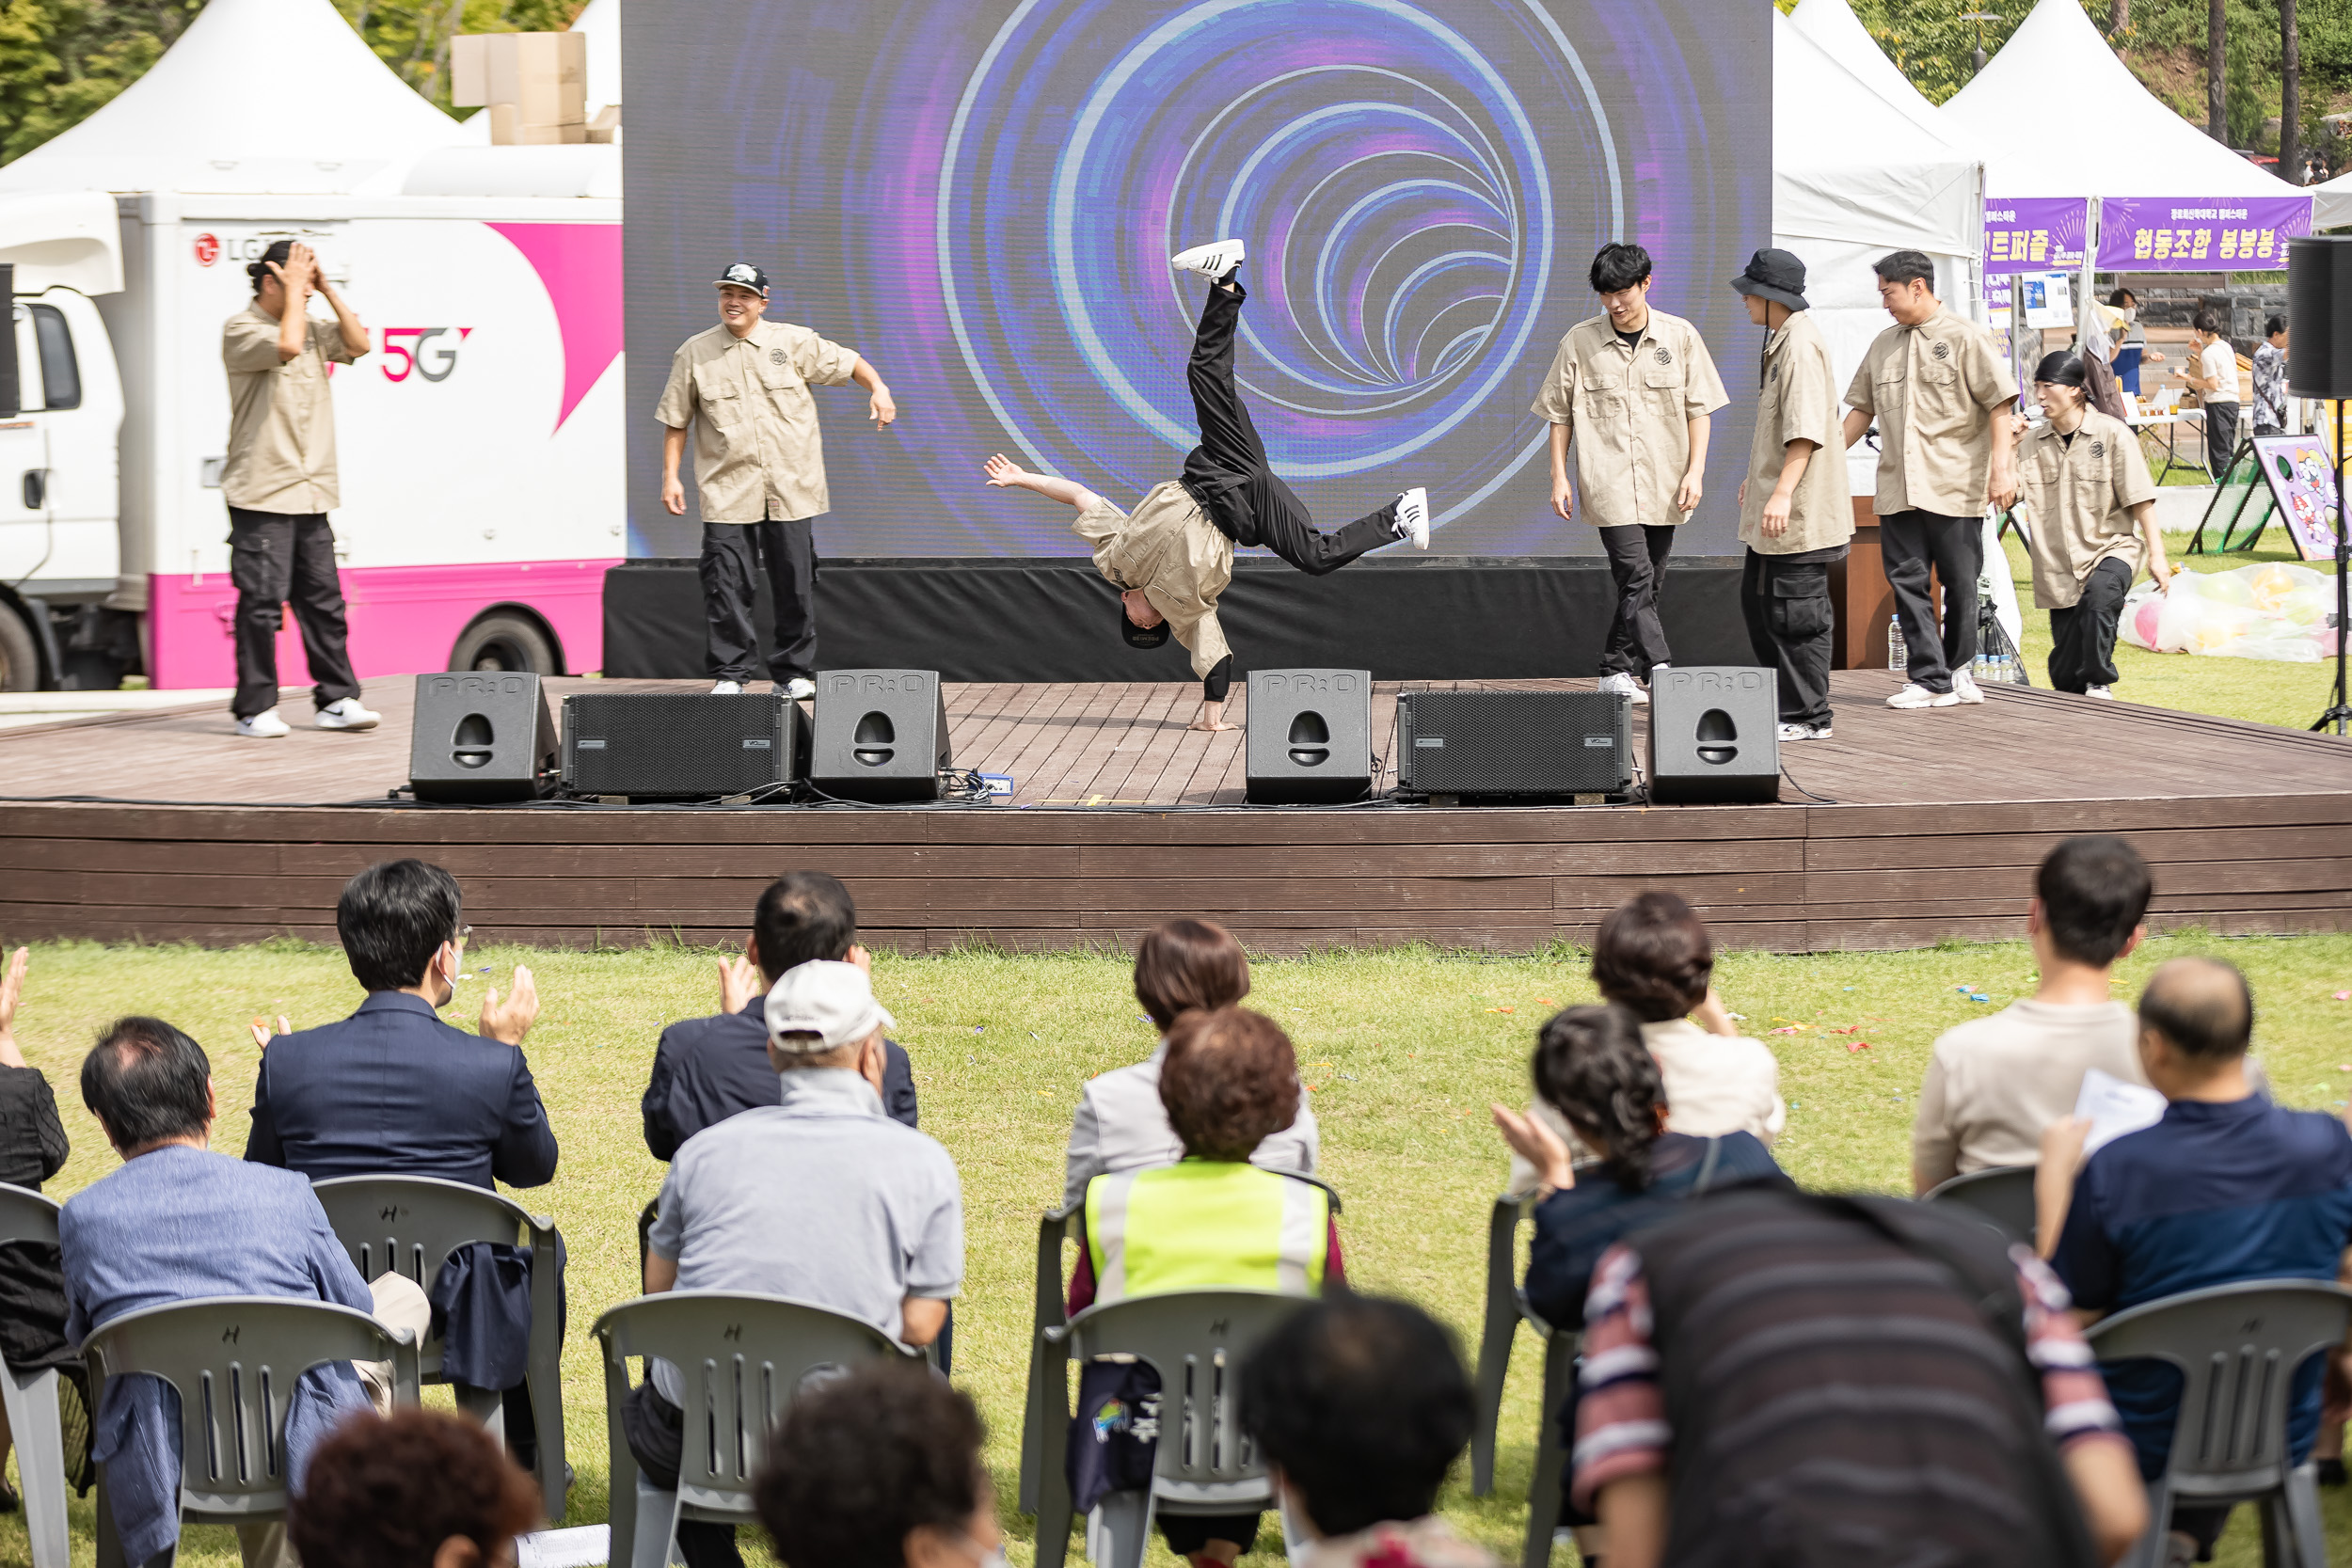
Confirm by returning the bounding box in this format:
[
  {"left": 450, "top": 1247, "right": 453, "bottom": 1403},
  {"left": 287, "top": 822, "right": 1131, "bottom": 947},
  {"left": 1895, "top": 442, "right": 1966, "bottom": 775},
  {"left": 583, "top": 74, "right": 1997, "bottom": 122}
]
[{"left": 1065, "top": 1006, "right": 1344, "bottom": 1568}]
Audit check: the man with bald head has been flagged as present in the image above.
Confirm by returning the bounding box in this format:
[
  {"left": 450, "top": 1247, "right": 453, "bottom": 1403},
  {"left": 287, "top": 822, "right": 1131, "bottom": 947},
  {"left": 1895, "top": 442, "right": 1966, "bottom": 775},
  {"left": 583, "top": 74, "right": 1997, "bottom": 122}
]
[{"left": 2039, "top": 957, "right": 2352, "bottom": 1562}]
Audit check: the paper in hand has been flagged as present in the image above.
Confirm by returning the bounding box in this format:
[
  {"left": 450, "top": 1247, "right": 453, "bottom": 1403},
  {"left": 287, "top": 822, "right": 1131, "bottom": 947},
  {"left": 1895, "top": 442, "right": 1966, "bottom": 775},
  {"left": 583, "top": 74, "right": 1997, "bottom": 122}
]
[{"left": 2074, "top": 1067, "right": 2167, "bottom": 1157}]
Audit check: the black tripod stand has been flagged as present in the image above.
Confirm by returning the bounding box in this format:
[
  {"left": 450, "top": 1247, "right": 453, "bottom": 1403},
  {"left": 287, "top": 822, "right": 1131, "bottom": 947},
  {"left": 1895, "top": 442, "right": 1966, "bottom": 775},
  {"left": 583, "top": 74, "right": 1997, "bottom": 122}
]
[{"left": 2316, "top": 397, "right": 2351, "bottom": 736}]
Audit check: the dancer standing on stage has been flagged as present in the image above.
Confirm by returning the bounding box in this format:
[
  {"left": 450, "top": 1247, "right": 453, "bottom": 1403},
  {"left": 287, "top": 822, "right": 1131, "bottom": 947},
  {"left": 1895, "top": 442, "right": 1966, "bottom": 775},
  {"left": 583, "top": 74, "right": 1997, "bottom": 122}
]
[
  {"left": 981, "top": 241, "right": 1429, "bottom": 733},
  {"left": 222, "top": 240, "right": 379, "bottom": 738},
  {"left": 657, "top": 262, "right": 898, "bottom": 698},
  {"left": 1840, "top": 249, "right": 2018, "bottom": 710},
  {"left": 1532, "top": 243, "right": 1729, "bottom": 706},
  {"left": 2013, "top": 354, "right": 2171, "bottom": 699},
  {"left": 1728, "top": 249, "right": 1851, "bottom": 742}
]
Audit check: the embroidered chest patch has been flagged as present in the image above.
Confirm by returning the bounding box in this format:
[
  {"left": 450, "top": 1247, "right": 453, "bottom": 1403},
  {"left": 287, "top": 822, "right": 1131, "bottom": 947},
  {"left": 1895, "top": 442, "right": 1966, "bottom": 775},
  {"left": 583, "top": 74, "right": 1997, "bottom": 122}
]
[
  {"left": 770, "top": 347, "right": 787, "bottom": 365},
  {"left": 1653, "top": 345, "right": 1673, "bottom": 366},
  {"left": 2090, "top": 440, "right": 2105, "bottom": 458},
  {"left": 1931, "top": 341, "right": 1951, "bottom": 360}
]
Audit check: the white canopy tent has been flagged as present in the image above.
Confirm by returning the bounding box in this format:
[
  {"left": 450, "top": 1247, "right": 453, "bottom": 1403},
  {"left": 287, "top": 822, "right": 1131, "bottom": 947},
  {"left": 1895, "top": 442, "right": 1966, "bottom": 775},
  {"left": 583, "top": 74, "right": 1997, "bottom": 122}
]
[
  {"left": 1944, "top": 0, "right": 2306, "bottom": 200},
  {"left": 1788, "top": 0, "right": 1960, "bottom": 147},
  {"left": 0, "top": 0, "right": 466, "bottom": 195},
  {"left": 2314, "top": 170, "right": 2352, "bottom": 230}
]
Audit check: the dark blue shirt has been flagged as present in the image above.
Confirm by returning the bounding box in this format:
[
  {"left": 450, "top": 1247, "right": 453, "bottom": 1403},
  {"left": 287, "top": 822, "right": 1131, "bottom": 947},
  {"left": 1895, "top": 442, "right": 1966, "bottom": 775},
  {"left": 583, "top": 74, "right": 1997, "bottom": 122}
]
[
  {"left": 2051, "top": 1095, "right": 2352, "bottom": 1478},
  {"left": 1522, "top": 1131, "right": 1789, "bottom": 1331},
  {"left": 642, "top": 999, "right": 918, "bottom": 1160},
  {"left": 245, "top": 991, "right": 560, "bottom": 1190}
]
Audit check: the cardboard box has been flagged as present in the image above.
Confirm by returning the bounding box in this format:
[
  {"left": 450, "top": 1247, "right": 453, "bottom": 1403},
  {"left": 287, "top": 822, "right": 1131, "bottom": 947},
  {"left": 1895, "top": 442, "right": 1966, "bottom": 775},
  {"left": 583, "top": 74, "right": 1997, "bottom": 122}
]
[
  {"left": 451, "top": 31, "right": 585, "bottom": 126},
  {"left": 583, "top": 103, "right": 619, "bottom": 144},
  {"left": 485, "top": 105, "right": 587, "bottom": 146}
]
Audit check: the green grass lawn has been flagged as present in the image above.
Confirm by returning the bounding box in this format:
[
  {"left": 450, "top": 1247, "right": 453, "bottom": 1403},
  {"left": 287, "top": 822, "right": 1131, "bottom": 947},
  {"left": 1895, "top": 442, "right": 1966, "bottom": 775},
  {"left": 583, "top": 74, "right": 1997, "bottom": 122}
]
[{"left": 5, "top": 933, "right": 2352, "bottom": 1568}]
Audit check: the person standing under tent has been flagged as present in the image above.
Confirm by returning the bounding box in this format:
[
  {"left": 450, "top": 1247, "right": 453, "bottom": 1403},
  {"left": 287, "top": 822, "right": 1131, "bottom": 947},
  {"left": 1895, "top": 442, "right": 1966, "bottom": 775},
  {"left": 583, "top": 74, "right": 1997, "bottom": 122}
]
[
  {"left": 657, "top": 262, "right": 898, "bottom": 698},
  {"left": 2183, "top": 309, "right": 2241, "bottom": 481},
  {"left": 1727, "top": 249, "right": 1851, "bottom": 742},
  {"left": 2251, "top": 316, "right": 2290, "bottom": 437},
  {"left": 1840, "top": 249, "right": 2019, "bottom": 711},
  {"left": 220, "top": 239, "right": 379, "bottom": 739},
  {"left": 981, "top": 241, "right": 1429, "bottom": 734},
  {"left": 2104, "top": 288, "right": 2166, "bottom": 397},
  {"left": 1532, "top": 244, "right": 1729, "bottom": 706},
  {"left": 2013, "top": 354, "right": 2171, "bottom": 700}
]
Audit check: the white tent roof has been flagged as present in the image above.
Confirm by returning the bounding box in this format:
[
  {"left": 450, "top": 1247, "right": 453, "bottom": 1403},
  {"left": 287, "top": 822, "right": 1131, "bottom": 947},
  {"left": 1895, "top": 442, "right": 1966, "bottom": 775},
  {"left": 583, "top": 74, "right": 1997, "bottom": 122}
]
[
  {"left": 1788, "top": 0, "right": 1971, "bottom": 150},
  {"left": 572, "top": 0, "right": 619, "bottom": 118},
  {"left": 1944, "top": 0, "right": 2305, "bottom": 198},
  {"left": 1773, "top": 9, "right": 1979, "bottom": 260},
  {"left": 2314, "top": 170, "right": 2352, "bottom": 230},
  {"left": 0, "top": 0, "right": 465, "bottom": 195}
]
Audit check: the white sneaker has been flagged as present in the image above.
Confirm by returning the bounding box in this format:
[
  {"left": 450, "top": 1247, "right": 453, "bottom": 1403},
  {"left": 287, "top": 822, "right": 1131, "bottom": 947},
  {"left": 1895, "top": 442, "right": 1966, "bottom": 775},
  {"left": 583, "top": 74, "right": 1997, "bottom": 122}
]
[
  {"left": 1777, "top": 721, "right": 1831, "bottom": 741},
  {"left": 1598, "top": 671, "right": 1648, "bottom": 706},
  {"left": 1171, "top": 239, "right": 1246, "bottom": 277},
  {"left": 1886, "top": 682, "right": 1961, "bottom": 709},
  {"left": 1393, "top": 488, "right": 1429, "bottom": 549},
  {"left": 314, "top": 696, "right": 380, "bottom": 731},
  {"left": 710, "top": 680, "right": 743, "bottom": 695},
  {"left": 2085, "top": 685, "right": 2114, "bottom": 701},
  {"left": 235, "top": 708, "right": 291, "bottom": 738},
  {"left": 1951, "top": 669, "right": 1985, "bottom": 705},
  {"left": 784, "top": 677, "right": 816, "bottom": 700}
]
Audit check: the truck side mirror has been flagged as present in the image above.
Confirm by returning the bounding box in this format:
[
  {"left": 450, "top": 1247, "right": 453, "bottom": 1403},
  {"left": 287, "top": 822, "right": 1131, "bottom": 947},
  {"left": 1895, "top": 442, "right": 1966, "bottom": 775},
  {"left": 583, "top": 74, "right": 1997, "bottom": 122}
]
[{"left": 0, "top": 263, "right": 17, "bottom": 420}]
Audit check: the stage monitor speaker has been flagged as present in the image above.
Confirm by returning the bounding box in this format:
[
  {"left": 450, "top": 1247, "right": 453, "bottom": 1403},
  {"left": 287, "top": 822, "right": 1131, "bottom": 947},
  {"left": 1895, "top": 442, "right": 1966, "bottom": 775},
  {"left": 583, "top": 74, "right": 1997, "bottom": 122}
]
[
  {"left": 1646, "top": 666, "right": 1781, "bottom": 804},
  {"left": 408, "top": 672, "right": 557, "bottom": 802},
  {"left": 1396, "top": 689, "right": 1631, "bottom": 799},
  {"left": 1245, "top": 668, "right": 1373, "bottom": 803},
  {"left": 2287, "top": 235, "right": 2352, "bottom": 401},
  {"left": 808, "top": 669, "right": 952, "bottom": 801},
  {"left": 560, "top": 692, "right": 807, "bottom": 800}
]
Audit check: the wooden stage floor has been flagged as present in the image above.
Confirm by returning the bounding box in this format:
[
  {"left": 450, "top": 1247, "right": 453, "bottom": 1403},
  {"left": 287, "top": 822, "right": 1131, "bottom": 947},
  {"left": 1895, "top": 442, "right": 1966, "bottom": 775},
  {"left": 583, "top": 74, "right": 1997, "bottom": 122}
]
[{"left": 3, "top": 672, "right": 2347, "bottom": 954}]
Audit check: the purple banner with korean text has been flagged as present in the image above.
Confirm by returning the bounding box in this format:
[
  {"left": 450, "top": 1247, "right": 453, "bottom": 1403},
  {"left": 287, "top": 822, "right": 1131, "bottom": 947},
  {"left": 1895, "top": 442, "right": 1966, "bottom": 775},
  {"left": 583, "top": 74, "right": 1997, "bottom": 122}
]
[
  {"left": 1983, "top": 198, "right": 2088, "bottom": 274},
  {"left": 2096, "top": 197, "right": 2313, "bottom": 270}
]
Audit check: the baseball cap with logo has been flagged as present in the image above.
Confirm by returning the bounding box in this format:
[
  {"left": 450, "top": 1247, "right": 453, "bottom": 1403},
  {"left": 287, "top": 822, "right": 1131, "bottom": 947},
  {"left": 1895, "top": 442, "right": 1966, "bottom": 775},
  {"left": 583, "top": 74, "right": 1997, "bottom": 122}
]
[
  {"left": 713, "top": 262, "right": 770, "bottom": 297},
  {"left": 765, "top": 959, "right": 896, "bottom": 1053}
]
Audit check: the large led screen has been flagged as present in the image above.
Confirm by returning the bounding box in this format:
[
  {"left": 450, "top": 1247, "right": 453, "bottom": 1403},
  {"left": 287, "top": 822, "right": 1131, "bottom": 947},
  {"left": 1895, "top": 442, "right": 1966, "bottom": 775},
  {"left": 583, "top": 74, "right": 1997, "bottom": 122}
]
[{"left": 623, "top": 0, "right": 1770, "bottom": 559}]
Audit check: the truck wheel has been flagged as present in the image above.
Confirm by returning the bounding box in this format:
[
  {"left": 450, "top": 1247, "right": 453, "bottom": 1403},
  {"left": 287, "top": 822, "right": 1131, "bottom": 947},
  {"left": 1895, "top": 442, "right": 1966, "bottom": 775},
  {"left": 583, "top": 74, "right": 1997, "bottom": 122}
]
[
  {"left": 450, "top": 613, "right": 557, "bottom": 674},
  {"left": 0, "top": 602, "right": 40, "bottom": 691}
]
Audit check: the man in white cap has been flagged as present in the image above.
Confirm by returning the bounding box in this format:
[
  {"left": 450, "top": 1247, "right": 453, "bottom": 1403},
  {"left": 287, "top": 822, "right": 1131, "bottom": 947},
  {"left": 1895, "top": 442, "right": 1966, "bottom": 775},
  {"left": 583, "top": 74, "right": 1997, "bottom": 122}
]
[
  {"left": 656, "top": 263, "right": 898, "bottom": 699},
  {"left": 626, "top": 959, "right": 961, "bottom": 1568}
]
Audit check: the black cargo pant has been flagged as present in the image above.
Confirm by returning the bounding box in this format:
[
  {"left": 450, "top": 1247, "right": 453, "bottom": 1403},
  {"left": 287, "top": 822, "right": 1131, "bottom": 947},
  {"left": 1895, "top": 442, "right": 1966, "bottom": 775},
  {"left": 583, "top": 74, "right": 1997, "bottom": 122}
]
[
  {"left": 227, "top": 507, "right": 362, "bottom": 720},
  {"left": 1740, "top": 543, "right": 1845, "bottom": 729},
  {"left": 699, "top": 516, "right": 816, "bottom": 684},
  {"left": 1179, "top": 279, "right": 1400, "bottom": 572},
  {"left": 2046, "top": 556, "right": 2133, "bottom": 694},
  {"left": 1597, "top": 524, "right": 1677, "bottom": 679},
  {"left": 1880, "top": 509, "right": 1981, "bottom": 694}
]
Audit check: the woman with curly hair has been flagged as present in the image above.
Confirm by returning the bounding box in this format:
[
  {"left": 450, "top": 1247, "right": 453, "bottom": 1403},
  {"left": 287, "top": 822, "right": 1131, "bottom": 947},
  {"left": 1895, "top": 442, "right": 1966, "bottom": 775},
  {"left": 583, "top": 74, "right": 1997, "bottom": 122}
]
[
  {"left": 288, "top": 1408, "right": 541, "bottom": 1568},
  {"left": 756, "top": 1361, "right": 996, "bottom": 1568}
]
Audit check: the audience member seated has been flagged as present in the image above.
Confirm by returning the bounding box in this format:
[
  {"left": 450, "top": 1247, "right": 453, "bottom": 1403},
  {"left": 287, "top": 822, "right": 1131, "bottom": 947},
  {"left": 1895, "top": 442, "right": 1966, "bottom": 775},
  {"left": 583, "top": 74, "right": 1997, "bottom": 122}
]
[
  {"left": 1506, "top": 894, "right": 1783, "bottom": 1193},
  {"left": 1063, "top": 918, "right": 1314, "bottom": 1209},
  {"left": 755, "top": 1360, "right": 996, "bottom": 1568},
  {"left": 2043, "top": 957, "right": 2352, "bottom": 1563},
  {"left": 1913, "top": 835, "right": 2153, "bottom": 1193},
  {"left": 1240, "top": 1293, "right": 1498, "bottom": 1568},
  {"left": 244, "top": 857, "right": 559, "bottom": 1466},
  {"left": 61, "top": 1017, "right": 389, "bottom": 1568},
  {"left": 0, "top": 947, "right": 76, "bottom": 1513},
  {"left": 630, "top": 960, "right": 962, "bottom": 1568},
  {"left": 643, "top": 871, "right": 917, "bottom": 1159},
  {"left": 289, "top": 1408, "right": 542, "bottom": 1568},
  {"left": 1573, "top": 1183, "right": 2148, "bottom": 1568},
  {"left": 1064, "top": 1006, "right": 1341, "bottom": 1568}
]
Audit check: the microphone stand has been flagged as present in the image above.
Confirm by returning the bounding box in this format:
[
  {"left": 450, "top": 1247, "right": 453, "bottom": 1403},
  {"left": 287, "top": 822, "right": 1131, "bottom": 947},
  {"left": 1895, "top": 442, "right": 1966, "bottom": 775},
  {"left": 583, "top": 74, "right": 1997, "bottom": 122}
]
[{"left": 2316, "top": 395, "right": 2351, "bottom": 736}]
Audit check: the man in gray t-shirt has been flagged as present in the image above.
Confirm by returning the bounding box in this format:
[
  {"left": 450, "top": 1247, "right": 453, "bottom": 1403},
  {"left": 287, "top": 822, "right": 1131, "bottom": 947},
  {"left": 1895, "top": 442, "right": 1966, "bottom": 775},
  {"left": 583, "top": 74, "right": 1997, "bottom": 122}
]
[{"left": 625, "top": 961, "right": 962, "bottom": 1568}]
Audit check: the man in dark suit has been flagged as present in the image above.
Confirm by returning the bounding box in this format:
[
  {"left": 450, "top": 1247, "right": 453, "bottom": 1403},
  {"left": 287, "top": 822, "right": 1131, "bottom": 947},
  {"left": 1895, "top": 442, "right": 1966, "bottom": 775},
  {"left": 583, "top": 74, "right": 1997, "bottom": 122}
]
[
  {"left": 642, "top": 870, "right": 917, "bottom": 1158},
  {"left": 245, "top": 858, "right": 559, "bottom": 1467}
]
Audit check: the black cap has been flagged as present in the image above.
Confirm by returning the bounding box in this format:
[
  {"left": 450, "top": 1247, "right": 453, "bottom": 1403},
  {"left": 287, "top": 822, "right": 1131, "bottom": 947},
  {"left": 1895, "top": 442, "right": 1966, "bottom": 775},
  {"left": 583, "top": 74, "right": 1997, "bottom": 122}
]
[
  {"left": 2033, "top": 351, "right": 2087, "bottom": 388},
  {"left": 1731, "top": 248, "right": 1809, "bottom": 313},
  {"left": 712, "top": 261, "right": 770, "bottom": 297},
  {"left": 1119, "top": 597, "right": 1171, "bottom": 650}
]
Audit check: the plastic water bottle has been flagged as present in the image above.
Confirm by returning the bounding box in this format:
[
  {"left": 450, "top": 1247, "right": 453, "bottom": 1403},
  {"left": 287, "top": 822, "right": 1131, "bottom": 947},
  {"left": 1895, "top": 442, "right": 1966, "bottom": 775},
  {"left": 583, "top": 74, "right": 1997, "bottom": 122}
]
[{"left": 1887, "top": 620, "right": 1907, "bottom": 672}]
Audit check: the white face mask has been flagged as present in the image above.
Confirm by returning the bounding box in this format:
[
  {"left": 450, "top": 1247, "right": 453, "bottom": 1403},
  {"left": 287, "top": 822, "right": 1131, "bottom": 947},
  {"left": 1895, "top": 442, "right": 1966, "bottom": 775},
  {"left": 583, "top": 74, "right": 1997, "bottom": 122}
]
[
  {"left": 959, "top": 1537, "right": 1009, "bottom": 1568},
  {"left": 2118, "top": 306, "right": 2137, "bottom": 323}
]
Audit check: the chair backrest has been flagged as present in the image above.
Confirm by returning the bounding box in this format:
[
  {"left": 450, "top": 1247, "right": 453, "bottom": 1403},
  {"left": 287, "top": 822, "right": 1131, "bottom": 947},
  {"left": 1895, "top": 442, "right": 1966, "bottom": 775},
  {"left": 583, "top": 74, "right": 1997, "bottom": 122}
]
[
  {"left": 594, "top": 1291, "right": 917, "bottom": 1512},
  {"left": 1064, "top": 1290, "right": 1311, "bottom": 1497},
  {"left": 81, "top": 1296, "right": 415, "bottom": 1517},
  {"left": 2088, "top": 1279, "right": 2352, "bottom": 1490},
  {"left": 0, "top": 1181, "right": 61, "bottom": 1249},
  {"left": 310, "top": 1174, "right": 549, "bottom": 1287},
  {"left": 1922, "top": 1165, "right": 2038, "bottom": 1246}
]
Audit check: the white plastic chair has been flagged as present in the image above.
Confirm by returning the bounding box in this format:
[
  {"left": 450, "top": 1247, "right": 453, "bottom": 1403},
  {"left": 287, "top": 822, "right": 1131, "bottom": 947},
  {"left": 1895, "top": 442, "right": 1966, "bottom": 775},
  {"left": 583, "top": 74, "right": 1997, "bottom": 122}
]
[
  {"left": 1466, "top": 1191, "right": 1578, "bottom": 1568},
  {"left": 0, "top": 1182, "right": 71, "bottom": 1568}
]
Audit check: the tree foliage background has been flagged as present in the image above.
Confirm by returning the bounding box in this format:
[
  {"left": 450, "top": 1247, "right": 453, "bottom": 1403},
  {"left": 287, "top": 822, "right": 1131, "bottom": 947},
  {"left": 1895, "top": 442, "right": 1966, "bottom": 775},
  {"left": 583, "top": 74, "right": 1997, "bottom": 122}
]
[{"left": 0, "top": 0, "right": 579, "bottom": 163}]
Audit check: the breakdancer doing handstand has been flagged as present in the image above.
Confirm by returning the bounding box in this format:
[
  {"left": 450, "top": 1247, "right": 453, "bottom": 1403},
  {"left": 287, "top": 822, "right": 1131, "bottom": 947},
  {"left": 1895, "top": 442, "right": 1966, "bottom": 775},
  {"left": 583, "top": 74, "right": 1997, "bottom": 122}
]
[{"left": 984, "top": 241, "right": 1429, "bottom": 732}]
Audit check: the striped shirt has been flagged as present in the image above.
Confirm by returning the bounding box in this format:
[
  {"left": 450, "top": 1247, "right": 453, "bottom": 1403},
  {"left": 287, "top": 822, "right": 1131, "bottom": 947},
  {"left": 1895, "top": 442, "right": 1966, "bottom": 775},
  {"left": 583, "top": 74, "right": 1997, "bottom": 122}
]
[{"left": 1571, "top": 1243, "right": 2123, "bottom": 1511}]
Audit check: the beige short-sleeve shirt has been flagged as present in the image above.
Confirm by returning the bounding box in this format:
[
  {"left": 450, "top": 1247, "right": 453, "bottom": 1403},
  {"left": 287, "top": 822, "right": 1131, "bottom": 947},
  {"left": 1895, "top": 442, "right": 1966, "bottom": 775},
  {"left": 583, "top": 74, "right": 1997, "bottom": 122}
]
[
  {"left": 2015, "top": 408, "right": 2158, "bottom": 610},
  {"left": 220, "top": 304, "right": 363, "bottom": 515},
  {"left": 1071, "top": 482, "right": 1233, "bottom": 678},
  {"left": 1529, "top": 309, "right": 1730, "bottom": 530},
  {"left": 655, "top": 319, "right": 860, "bottom": 522},
  {"left": 1845, "top": 306, "right": 2019, "bottom": 518},
  {"left": 1740, "top": 309, "right": 1852, "bottom": 555}
]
